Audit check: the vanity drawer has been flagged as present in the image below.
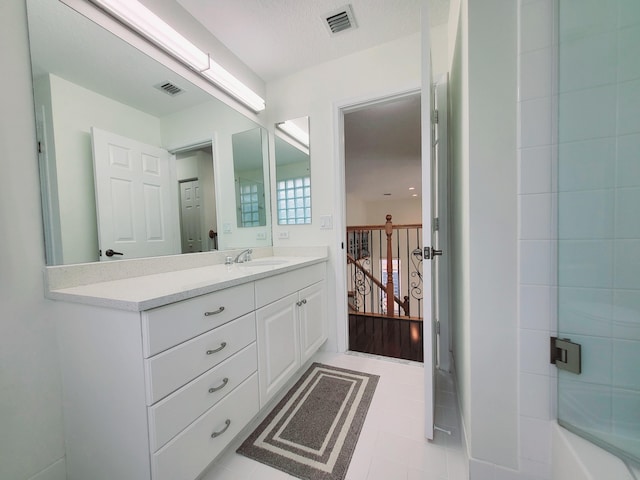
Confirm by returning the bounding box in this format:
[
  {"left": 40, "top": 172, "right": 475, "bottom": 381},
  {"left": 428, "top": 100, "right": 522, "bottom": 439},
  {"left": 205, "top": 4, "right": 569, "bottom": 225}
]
[
  {"left": 255, "top": 263, "right": 325, "bottom": 308},
  {"left": 145, "top": 312, "right": 256, "bottom": 404},
  {"left": 148, "top": 342, "right": 257, "bottom": 452},
  {"left": 142, "top": 282, "right": 255, "bottom": 357},
  {"left": 152, "top": 373, "right": 259, "bottom": 480}
]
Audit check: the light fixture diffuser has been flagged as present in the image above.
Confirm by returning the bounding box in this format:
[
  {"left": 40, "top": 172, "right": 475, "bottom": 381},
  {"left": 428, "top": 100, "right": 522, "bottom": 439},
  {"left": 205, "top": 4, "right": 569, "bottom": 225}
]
[
  {"left": 91, "top": 0, "right": 209, "bottom": 70},
  {"left": 277, "top": 120, "right": 309, "bottom": 147},
  {"left": 202, "top": 60, "right": 266, "bottom": 112},
  {"left": 90, "top": 0, "right": 266, "bottom": 112}
]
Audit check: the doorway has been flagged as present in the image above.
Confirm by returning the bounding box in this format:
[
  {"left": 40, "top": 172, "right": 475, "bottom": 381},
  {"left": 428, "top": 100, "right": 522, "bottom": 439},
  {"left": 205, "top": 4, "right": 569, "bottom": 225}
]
[
  {"left": 174, "top": 143, "right": 218, "bottom": 252},
  {"left": 343, "top": 92, "right": 424, "bottom": 362}
]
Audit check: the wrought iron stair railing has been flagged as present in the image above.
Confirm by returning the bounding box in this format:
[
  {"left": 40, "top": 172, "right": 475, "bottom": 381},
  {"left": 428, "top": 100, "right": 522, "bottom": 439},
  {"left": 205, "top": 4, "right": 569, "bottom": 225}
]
[{"left": 346, "top": 214, "right": 423, "bottom": 319}]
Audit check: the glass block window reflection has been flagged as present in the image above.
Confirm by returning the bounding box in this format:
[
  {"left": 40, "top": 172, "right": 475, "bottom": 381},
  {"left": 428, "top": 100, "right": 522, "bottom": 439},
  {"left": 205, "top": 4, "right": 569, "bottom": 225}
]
[
  {"left": 277, "top": 176, "right": 311, "bottom": 224},
  {"left": 239, "top": 181, "right": 260, "bottom": 227}
]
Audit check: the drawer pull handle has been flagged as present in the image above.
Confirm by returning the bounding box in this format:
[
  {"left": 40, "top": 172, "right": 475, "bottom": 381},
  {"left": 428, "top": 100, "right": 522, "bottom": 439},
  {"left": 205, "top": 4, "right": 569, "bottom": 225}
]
[
  {"left": 206, "top": 342, "right": 227, "bottom": 355},
  {"left": 211, "top": 419, "right": 231, "bottom": 438},
  {"left": 204, "top": 306, "right": 225, "bottom": 316},
  {"left": 208, "top": 377, "right": 229, "bottom": 393}
]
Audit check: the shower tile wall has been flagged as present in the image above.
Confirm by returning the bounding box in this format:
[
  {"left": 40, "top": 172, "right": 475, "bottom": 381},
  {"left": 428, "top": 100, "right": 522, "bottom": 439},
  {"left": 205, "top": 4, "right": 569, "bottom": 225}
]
[
  {"left": 556, "top": 0, "right": 640, "bottom": 460},
  {"left": 519, "top": 0, "right": 640, "bottom": 474},
  {"left": 518, "top": 0, "right": 558, "bottom": 478}
]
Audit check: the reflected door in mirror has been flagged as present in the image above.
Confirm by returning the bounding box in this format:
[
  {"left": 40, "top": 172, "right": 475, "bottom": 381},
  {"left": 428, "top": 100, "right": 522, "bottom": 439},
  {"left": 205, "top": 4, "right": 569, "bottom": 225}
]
[{"left": 92, "top": 128, "right": 180, "bottom": 260}]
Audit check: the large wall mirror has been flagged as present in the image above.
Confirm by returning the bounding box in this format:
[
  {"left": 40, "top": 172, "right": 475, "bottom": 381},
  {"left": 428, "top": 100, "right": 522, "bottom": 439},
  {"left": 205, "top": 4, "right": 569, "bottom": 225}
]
[
  {"left": 232, "top": 128, "right": 268, "bottom": 228},
  {"left": 27, "top": 0, "right": 271, "bottom": 266},
  {"left": 274, "top": 117, "right": 311, "bottom": 225}
]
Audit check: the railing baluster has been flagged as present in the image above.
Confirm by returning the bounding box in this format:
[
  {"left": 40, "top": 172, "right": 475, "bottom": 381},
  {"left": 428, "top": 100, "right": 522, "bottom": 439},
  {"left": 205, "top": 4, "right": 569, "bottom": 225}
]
[{"left": 346, "top": 216, "right": 422, "bottom": 320}]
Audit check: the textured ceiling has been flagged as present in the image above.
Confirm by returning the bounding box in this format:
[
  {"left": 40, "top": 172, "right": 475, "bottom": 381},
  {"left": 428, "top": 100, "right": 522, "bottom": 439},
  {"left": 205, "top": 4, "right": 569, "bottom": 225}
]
[{"left": 178, "top": 0, "right": 450, "bottom": 82}]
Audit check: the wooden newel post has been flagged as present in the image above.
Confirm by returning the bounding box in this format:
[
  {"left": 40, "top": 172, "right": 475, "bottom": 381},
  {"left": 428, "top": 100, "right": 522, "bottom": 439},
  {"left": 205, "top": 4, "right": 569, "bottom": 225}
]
[{"left": 384, "top": 214, "right": 394, "bottom": 316}]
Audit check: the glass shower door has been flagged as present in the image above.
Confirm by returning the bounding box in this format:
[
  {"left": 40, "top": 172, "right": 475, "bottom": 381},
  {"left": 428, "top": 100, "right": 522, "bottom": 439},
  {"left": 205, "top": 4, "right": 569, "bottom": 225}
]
[{"left": 557, "top": 0, "right": 640, "bottom": 463}]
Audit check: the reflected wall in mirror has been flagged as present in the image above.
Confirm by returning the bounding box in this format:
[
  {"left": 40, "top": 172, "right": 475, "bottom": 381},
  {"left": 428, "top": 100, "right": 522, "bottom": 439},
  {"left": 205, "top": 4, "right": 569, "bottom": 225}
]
[
  {"left": 27, "top": 0, "right": 271, "bottom": 265},
  {"left": 232, "top": 128, "right": 268, "bottom": 228},
  {"left": 275, "top": 117, "right": 311, "bottom": 225}
]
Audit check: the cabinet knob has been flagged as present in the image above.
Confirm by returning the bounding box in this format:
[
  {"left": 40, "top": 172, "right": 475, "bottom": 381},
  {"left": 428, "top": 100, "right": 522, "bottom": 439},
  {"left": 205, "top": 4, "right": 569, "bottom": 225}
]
[{"left": 206, "top": 342, "right": 227, "bottom": 355}]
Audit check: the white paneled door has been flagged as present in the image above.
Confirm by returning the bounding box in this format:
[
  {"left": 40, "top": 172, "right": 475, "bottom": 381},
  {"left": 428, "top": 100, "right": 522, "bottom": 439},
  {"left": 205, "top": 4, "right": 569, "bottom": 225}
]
[
  {"left": 421, "top": 0, "right": 435, "bottom": 441},
  {"left": 91, "top": 127, "right": 180, "bottom": 261}
]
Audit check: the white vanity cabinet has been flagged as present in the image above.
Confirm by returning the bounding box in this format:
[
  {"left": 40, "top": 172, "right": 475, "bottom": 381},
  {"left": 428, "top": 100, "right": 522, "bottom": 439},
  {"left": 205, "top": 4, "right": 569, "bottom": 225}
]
[
  {"left": 49, "top": 257, "right": 328, "bottom": 480},
  {"left": 54, "top": 283, "right": 260, "bottom": 480},
  {"left": 255, "top": 263, "right": 327, "bottom": 407}
]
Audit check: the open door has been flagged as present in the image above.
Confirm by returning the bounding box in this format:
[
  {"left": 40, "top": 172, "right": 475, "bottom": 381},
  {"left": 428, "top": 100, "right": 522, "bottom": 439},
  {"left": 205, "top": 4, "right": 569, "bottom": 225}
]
[
  {"left": 91, "top": 127, "right": 180, "bottom": 261},
  {"left": 421, "top": 0, "right": 436, "bottom": 441}
]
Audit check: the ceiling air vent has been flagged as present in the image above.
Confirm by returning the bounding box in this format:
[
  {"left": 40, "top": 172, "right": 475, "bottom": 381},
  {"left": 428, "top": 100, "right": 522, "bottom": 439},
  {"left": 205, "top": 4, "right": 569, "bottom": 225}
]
[
  {"left": 154, "top": 81, "right": 185, "bottom": 97},
  {"left": 324, "top": 5, "right": 357, "bottom": 35}
]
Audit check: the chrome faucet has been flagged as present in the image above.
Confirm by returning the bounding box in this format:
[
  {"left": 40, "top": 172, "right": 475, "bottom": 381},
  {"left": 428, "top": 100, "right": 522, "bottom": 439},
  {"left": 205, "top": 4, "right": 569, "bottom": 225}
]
[{"left": 234, "top": 248, "right": 253, "bottom": 263}]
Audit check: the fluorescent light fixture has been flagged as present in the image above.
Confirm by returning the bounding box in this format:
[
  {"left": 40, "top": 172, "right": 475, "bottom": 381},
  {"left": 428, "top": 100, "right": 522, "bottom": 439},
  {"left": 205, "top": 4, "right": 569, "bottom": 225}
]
[
  {"left": 277, "top": 120, "right": 309, "bottom": 147},
  {"left": 91, "top": 0, "right": 209, "bottom": 70},
  {"left": 90, "top": 0, "right": 266, "bottom": 112},
  {"left": 202, "top": 59, "right": 265, "bottom": 112}
]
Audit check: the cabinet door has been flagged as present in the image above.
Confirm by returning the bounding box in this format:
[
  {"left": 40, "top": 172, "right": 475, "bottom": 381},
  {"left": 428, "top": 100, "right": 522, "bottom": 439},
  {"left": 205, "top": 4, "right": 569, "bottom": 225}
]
[
  {"left": 299, "top": 281, "right": 327, "bottom": 364},
  {"left": 256, "top": 293, "right": 300, "bottom": 407}
]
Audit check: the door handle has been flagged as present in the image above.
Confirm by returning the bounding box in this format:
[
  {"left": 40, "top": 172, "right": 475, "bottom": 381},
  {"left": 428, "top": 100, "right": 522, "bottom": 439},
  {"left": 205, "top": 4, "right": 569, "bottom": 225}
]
[
  {"left": 423, "top": 247, "right": 443, "bottom": 260},
  {"left": 105, "top": 249, "right": 124, "bottom": 257}
]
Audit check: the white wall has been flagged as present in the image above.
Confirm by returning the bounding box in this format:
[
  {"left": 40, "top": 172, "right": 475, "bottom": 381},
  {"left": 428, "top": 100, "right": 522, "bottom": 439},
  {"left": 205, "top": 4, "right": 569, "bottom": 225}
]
[
  {"left": 448, "top": 0, "right": 520, "bottom": 475},
  {"left": 266, "top": 32, "right": 422, "bottom": 352},
  {"left": 448, "top": 0, "right": 472, "bottom": 451},
  {"left": 358, "top": 198, "right": 421, "bottom": 226},
  {"left": 430, "top": 23, "right": 449, "bottom": 75},
  {"left": 0, "top": 1, "right": 66, "bottom": 479}
]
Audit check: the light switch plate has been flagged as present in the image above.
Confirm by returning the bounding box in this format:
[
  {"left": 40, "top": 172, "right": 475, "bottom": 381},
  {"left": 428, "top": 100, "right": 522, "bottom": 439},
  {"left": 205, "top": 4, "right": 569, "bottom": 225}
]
[
  {"left": 223, "top": 223, "right": 232, "bottom": 234},
  {"left": 320, "top": 215, "right": 333, "bottom": 230},
  {"left": 256, "top": 232, "right": 266, "bottom": 240},
  {"left": 278, "top": 231, "right": 289, "bottom": 239}
]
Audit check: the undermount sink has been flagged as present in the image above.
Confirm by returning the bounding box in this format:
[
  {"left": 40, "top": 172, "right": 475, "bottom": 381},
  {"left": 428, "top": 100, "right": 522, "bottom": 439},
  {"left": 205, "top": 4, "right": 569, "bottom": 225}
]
[{"left": 243, "top": 259, "right": 289, "bottom": 266}]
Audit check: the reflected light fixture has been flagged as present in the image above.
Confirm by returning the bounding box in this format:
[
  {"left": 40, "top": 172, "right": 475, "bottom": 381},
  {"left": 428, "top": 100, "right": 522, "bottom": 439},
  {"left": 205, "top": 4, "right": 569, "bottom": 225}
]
[
  {"left": 277, "top": 120, "right": 310, "bottom": 147},
  {"left": 90, "top": 0, "right": 266, "bottom": 112}
]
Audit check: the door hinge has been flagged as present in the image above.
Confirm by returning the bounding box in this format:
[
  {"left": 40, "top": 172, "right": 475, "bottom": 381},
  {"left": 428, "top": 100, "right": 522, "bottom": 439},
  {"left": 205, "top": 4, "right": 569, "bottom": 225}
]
[
  {"left": 433, "top": 217, "right": 439, "bottom": 232},
  {"left": 38, "top": 141, "right": 42, "bottom": 154},
  {"left": 433, "top": 109, "right": 439, "bottom": 124},
  {"left": 550, "top": 336, "right": 581, "bottom": 374},
  {"left": 435, "top": 320, "right": 440, "bottom": 335}
]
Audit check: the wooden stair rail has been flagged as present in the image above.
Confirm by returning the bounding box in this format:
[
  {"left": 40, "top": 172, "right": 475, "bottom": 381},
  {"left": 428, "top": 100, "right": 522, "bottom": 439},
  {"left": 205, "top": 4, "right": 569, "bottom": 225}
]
[
  {"left": 346, "top": 252, "right": 410, "bottom": 317},
  {"left": 384, "top": 215, "right": 394, "bottom": 316}
]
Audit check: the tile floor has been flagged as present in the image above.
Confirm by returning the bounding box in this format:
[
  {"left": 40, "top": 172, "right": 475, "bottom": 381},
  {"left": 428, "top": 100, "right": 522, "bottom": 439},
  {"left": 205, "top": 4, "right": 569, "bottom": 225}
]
[{"left": 200, "top": 351, "right": 469, "bottom": 480}]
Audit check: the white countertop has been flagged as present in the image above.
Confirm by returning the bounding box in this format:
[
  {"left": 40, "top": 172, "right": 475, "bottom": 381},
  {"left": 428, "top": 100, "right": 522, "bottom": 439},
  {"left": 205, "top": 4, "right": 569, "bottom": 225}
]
[{"left": 46, "top": 255, "right": 327, "bottom": 312}]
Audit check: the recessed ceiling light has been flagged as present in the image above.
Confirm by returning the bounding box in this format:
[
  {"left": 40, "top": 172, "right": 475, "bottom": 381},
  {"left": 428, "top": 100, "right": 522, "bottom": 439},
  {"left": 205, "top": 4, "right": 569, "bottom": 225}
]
[
  {"left": 412, "top": 194, "right": 418, "bottom": 197},
  {"left": 409, "top": 187, "right": 415, "bottom": 190}
]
